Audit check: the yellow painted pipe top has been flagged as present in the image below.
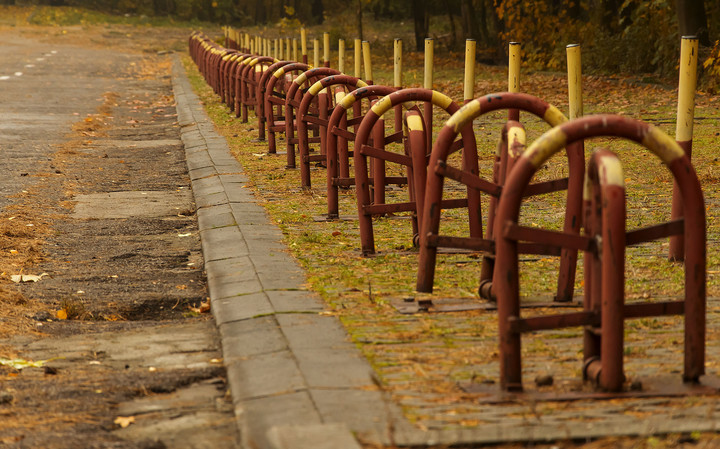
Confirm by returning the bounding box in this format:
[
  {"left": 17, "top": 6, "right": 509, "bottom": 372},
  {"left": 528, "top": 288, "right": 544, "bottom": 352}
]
[
  {"left": 676, "top": 36, "right": 698, "bottom": 142},
  {"left": 362, "top": 40, "right": 372, "bottom": 82},
  {"left": 394, "top": 39, "right": 403, "bottom": 88},
  {"left": 338, "top": 39, "right": 345, "bottom": 74},
  {"left": 464, "top": 39, "right": 476, "bottom": 102},
  {"left": 566, "top": 44, "right": 583, "bottom": 119},
  {"left": 508, "top": 42, "right": 521, "bottom": 93},
  {"left": 424, "top": 38, "right": 434, "bottom": 89},
  {"left": 354, "top": 38, "right": 362, "bottom": 79}
]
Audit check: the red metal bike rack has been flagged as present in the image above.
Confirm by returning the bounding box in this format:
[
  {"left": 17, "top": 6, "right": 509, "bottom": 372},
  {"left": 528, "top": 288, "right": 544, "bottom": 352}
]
[
  {"left": 416, "top": 93, "right": 583, "bottom": 307},
  {"left": 354, "top": 88, "right": 479, "bottom": 255},
  {"left": 283, "top": 67, "right": 341, "bottom": 168},
  {"left": 325, "top": 85, "right": 398, "bottom": 218},
  {"left": 264, "top": 63, "right": 311, "bottom": 154},
  {"left": 255, "top": 60, "right": 294, "bottom": 142},
  {"left": 296, "top": 75, "right": 369, "bottom": 188},
  {"left": 492, "top": 114, "right": 706, "bottom": 392},
  {"left": 240, "top": 56, "right": 277, "bottom": 124}
]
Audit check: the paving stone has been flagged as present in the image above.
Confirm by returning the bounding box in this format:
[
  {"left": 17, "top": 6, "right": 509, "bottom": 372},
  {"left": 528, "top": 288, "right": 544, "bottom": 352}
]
[
  {"left": 196, "top": 204, "right": 236, "bottom": 231},
  {"left": 199, "top": 226, "right": 248, "bottom": 261},
  {"left": 266, "top": 423, "right": 362, "bottom": 449},
  {"left": 239, "top": 392, "right": 322, "bottom": 449},
  {"left": 266, "top": 290, "right": 324, "bottom": 313},
  {"left": 212, "top": 292, "right": 274, "bottom": 324},
  {"left": 218, "top": 316, "right": 288, "bottom": 361},
  {"left": 225, "top": 350, "right": 306, "bottom": 401}
]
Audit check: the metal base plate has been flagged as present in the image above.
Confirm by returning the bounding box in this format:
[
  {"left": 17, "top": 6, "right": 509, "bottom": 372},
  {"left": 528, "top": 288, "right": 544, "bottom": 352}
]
[
  {"left": 461, "top": 375, "right": 720, "bottom": 403},
  {"left": 392, "top": 295, "right": 583, "bottom": 314}
]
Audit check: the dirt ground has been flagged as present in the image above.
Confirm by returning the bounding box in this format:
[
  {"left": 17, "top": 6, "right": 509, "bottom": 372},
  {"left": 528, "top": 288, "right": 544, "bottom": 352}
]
[{"left": 0, "top": 25, "right": 238, "bottom": 448}]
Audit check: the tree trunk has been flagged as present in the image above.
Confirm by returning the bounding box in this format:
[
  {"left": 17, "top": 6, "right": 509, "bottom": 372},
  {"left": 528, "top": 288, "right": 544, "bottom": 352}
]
[
  {"left": 446, "top": 2, "right": 457, "bottom": 49},
  {"left": 413, "top": 0, "right": 428, "bottom": 51},
  {"left": 675, "top": 0, "right": 710, "bottom": 46},
  {"left": 460, "top": 0, "right": 481, "bottom": 41}
]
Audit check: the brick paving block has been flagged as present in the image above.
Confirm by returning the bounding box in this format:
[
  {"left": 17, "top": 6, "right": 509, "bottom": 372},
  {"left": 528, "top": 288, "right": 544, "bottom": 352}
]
[
  {"left": 207, "top": 276, "right": 263, "bottom": 300},
  {"left": 266, "top": 423, "right": 362, "bottom": 449},
  {"left": 225, "top": 350, "right": 306, "bottom": 401},
  {"left": 196, "top": 204, "right": 236, "bottom": 232},
  {"left": 276, "top": 314, "right": 352, "bottom": 350},
  {"left": 292, "top": 348, "right": 375, "bottom": 389},
  {"left": 266, "top": 290, "right": 324, "bottom": 314},
  {"left": 212, "top": 292, "right": 274, "bottom": 324},
  {"left": 239, "top": 392, "right": 322, "bottom": 449},
  {"left": 199, "top": 226, "right": 248, "bottom": 261},
  {"left": 309, "top": 389, "right": 407, "bottom": 444},
  {"left": 186, "top": 151, "right": 213, "bottom": 170},
  {"left": 188, "top": 165, "right": 220, "bottom": 181},
  {"left": 218, "top": 316, "right": 287, "bottom": 361},
  {"left": 195, "top": 190, "right": 230, "bottom": 209},
  {"left": 204, "top": 255, "right": 254, "bottom": 280}
]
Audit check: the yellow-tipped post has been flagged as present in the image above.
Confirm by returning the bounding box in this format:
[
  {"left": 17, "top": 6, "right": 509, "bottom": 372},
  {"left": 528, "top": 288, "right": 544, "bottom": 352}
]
[
  {"left": 556, "top": 43, "right": 584, "bottom": 304},
  {"left": 424, "top": 38, "right": 434, "bottom": 151},
  {"left": 362, "top": 40, "right": 373, "bottom": 84},
  {"left": 393, "top": 38, "right": 403, "bottom": 88},
  {"left": 338, "top": 39, "right": 346, "bottom": 74},
  {"left": 566, "top": 44, "right": 583, "bottom": 119},
  {"left": 670, "top": 35, "right": 699, "bottom": 261},
  {"left": 301, "top": 28, "right": 308, "bottom": 64},
  {"left": 508, "top": 41, "right": 521, "bottom": 120},
  {"left": 323, "top": 32, "right": 330, "bottom": 67},
  {"left": 464, "top": 39, "right": 476, "bottom": 103},
  {"left": 393, "top": 38, "right": 403, "bottom": 133},
  {"left": 354, "top": 38, "right": 362, "bottom": 79},
  {"left": 313, "top": 38, "right": 320, "bottom": 68}
]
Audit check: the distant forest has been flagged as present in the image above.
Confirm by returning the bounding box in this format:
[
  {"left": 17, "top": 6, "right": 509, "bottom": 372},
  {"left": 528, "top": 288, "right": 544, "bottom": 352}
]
[{"left": 4, "top": 0, "right": 720, "bottom": 84}]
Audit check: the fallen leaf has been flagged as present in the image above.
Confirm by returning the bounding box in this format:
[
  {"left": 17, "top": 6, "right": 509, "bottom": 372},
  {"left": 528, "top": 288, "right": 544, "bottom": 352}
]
[
  {"left": 56, "top": 309, "right": 68, "bottom": 320},
  {"left": 10, "top": 273, "right": 48, "bottom": 283},
  {"left": 0, "top": 357, "right": 58, "bottom": 370},
  {"left": 177, "top": 232, "right": 192, "bottom": 237},
  {"left": 114, "top": 416, "right": 135, "bottom": 428}
]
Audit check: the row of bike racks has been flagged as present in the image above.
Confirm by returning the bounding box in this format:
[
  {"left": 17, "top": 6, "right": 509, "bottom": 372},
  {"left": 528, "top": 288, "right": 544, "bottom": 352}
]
[{"left": 190, "top": 30, "right": 715, "bottom": 397}]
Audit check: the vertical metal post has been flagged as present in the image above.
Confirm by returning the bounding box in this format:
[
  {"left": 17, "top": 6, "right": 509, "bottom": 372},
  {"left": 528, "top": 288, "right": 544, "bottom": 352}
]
[
  {"left": 313, "top": 39, "right": 320, "bottom": 68},
  {"left": 464, "top": 39, "right": 476, "bottom": 104},
  {"left": 508, "top": 42, "right": 521, "bottom": 121},
  {"left": 293, "top": 38, "right": 298, "bottom": 62},
  {"left": 423, "top": 38, "right": 434, "bottom": 152},
  {"left": 362, "top": 40, "right": 373, "bottom": 84},
  {"left": 338, "top": 39, "right": 345, "bottom": 73},
  {"left": 670, "top": 36, "right": 698, "bottom": 261},
  {"left": 394, "top": 38, "right": 403, "bottom": 132},
  {"left": 301, "top": 28, "right": 308, "bottom": 64},
  {"left": 554, "top": 43, "right": 584, "bottom": 303},
  {"left": 354, "top": 38, "right": 362, "bottom": 79},
  {"left": 323, "top": 32, "right": 330, "bottom": 67}
]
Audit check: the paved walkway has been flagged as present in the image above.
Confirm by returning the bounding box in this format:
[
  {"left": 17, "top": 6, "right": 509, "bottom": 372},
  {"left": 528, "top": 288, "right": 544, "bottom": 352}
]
[
  {"left": 171, "top": 51, "right": 720, "bottom": 448},
  {"left": 172, "top": 56, "right": 408, "bottom": 449}
]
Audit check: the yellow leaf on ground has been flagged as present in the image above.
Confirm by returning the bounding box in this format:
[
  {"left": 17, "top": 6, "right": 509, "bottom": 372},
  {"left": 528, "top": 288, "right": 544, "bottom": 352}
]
[
  {"left": 56, "top": 309, "right": 68, "bottom": 320},
  {"left": 114, "top": 416, "right": 135, "bottom": 428}
]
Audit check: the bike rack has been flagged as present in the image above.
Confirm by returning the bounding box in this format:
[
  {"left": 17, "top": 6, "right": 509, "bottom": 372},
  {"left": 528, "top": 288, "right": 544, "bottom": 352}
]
[
  {"left": 296, "top": 75, "right": 369, "bottom": 188},
  {"left": 238, "top": 56, "right": 276, "bottom": 124},
  {"left": 492, "top": 114, "right": 706, "bottom": 393},
  {"left": 255, "top": 60, "right": 294, "bottom": 142},
  {"left": 283, "top": 67, "right": 341, "bottom": 168},
  {"left": 264, "top": 63, "right": 311, "bottom": 154},
  {"left": 354, "top": 88, "right": 479, "bottom": 255},
  {"left": 325, "top": 85, "right": 398, "bottom": 218},
  {"left": 416, "top": 93, "right": 583, "bottom": 307}
]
